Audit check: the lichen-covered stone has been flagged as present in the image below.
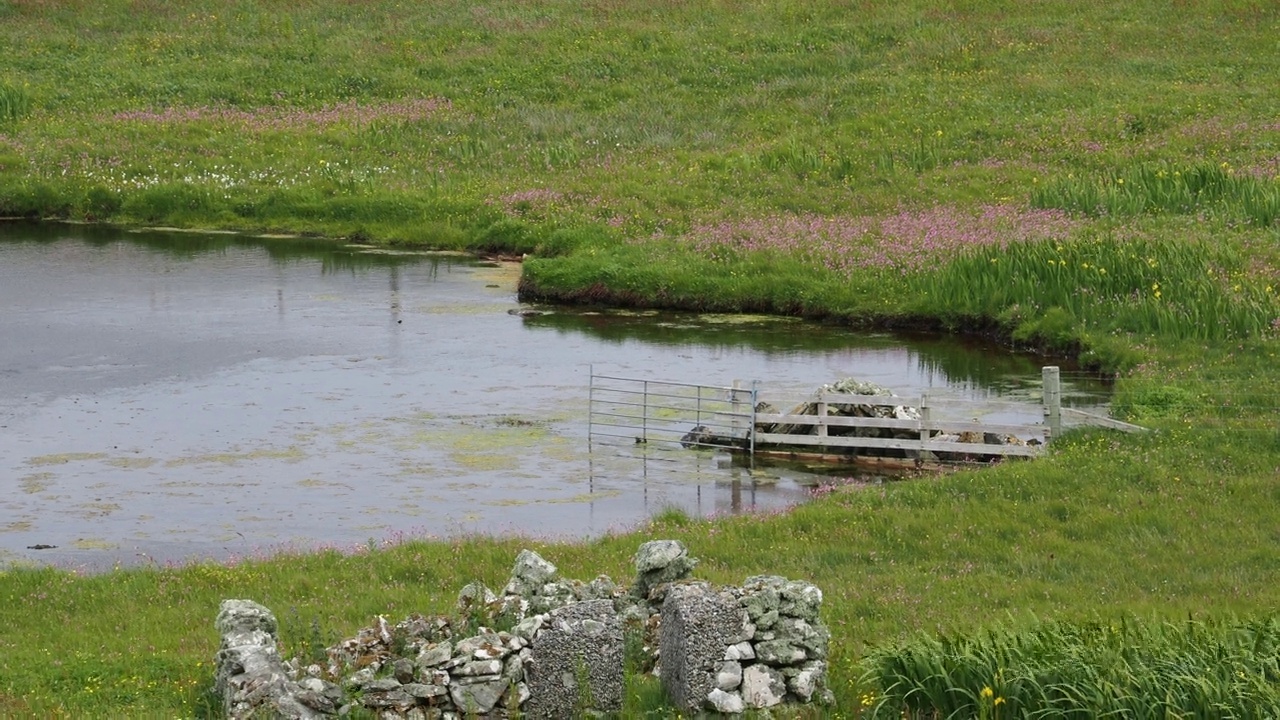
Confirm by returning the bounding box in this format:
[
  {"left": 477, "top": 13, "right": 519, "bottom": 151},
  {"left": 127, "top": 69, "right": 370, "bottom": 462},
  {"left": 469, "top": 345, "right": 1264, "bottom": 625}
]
[
  {"left": 214, "top": 599, "right": 335, "bottom": 720},
  {"left": 449, "top": 677, "right": 510, "bottom": 716},
  {"left": 417, "top": 641, "right": 452, "bottom": 668},
  {"left": 779, "top": 580, "right": 823, "bottom": 621},
  {"left": 633, "top": 540, "right": 698, "bottom": 600},
  {"left": 503, "top": 550, "right": 559, "bottom": 597},
  {"left": 754, "top": 639, "right": 807, "bottom": 665}
]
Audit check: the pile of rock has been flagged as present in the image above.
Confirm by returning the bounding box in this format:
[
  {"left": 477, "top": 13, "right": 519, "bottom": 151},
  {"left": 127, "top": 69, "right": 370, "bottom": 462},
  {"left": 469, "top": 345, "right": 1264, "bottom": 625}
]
[
  {"left": 213, "top": 540, "right": 830, "bottom": 719},
  {"left": 757, "top": 378, "right": 921, "bottom": 439}
]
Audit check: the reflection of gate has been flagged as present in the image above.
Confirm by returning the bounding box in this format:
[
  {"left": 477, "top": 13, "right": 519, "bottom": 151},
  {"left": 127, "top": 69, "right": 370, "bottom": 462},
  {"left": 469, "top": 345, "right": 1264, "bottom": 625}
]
[{"left": 588, "top": 371, "right": 757, "bottom": 453}]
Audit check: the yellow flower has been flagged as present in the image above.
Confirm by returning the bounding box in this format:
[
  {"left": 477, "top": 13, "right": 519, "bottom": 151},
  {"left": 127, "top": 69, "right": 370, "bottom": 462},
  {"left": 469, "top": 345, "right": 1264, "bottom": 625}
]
[
  {"left": 1155, "top": 290, "right": 1162, "bottom": 299},
  {"left": 981, "top": 686, "right": 994, "bottom": 699},
  {"left": 996, "top": 697, "right": 1006, "bottom": 706},
  {"left": 1117, "top": 178, "right": 1124, "bottom": 185}
]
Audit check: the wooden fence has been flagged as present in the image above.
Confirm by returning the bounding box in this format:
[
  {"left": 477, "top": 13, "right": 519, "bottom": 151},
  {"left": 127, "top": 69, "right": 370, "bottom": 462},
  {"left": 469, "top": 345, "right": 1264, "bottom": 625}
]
[{"left": 588, "top": 367, "right": 1144, "bottom": 464}]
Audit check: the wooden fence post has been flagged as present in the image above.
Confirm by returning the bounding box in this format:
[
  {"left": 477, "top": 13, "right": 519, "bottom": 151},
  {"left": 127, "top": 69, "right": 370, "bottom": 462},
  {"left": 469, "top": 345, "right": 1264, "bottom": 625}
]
[{"left": 1043, "top": 366, "right": 1062, "bottom": 443}]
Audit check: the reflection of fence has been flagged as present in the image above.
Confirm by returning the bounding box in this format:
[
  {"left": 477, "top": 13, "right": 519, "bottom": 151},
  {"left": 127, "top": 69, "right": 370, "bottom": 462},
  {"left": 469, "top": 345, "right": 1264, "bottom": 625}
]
[{"left": 588, "top": 367, "right": 1145, "bottom": 464}]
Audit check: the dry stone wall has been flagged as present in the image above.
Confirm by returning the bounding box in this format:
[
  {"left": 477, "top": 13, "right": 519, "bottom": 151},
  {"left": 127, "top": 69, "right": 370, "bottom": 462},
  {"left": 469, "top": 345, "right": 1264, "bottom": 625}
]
[{"left": 213, "top": 541, "right": 831, "bottom": 718}]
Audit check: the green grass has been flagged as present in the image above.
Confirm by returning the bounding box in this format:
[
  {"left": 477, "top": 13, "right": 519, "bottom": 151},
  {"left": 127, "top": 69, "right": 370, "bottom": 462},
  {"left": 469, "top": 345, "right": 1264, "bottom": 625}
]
[
  {"left": 1033, "top": 163, "right": 1280, "bottom": 227},
  {"left": 2, "top": 0, "right": 1280, "bottom": 716},
  {"left": 862, "top": 616, "right": 1280, "bottom": 718}
]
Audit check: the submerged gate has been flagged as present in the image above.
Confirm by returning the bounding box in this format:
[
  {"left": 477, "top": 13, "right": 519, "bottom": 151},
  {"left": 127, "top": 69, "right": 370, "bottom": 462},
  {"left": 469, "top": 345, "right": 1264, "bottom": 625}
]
[{"left": 587, "top": 371, "right": 758, "bottom": 453}]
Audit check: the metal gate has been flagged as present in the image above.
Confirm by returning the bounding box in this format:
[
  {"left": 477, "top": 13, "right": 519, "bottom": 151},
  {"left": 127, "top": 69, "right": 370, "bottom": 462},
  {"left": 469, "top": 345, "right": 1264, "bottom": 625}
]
[{"left": 588, "top": 370, "right": 757, "bottom": 453}]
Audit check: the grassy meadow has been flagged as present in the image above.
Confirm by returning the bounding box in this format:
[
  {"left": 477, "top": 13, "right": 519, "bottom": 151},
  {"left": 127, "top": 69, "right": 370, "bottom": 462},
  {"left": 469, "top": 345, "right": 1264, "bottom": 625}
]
[{"left": 1, "top": 0, "right": 1279, "bottom": 716}]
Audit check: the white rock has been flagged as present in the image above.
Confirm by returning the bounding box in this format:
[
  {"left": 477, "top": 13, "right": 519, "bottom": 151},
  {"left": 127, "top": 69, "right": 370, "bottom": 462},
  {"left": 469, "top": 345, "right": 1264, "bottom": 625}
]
[
  {"left": 707, "top": 688, "right": 745, "bottom": 714},
  {"left": 723, "top": 641, "right": 756, "bottom": 661},
  {"left": 741, "top": 665, "right": 786, "bottom": 708},
  {"left": 715, "top": 661, "right": 743, "bottom": 691}
]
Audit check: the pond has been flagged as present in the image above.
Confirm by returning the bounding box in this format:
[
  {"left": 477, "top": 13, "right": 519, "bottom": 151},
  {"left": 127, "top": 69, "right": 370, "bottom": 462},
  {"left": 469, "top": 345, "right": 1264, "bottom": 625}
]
[{"left": 0, "top": 223, "right": 1111, "bottom": 570}]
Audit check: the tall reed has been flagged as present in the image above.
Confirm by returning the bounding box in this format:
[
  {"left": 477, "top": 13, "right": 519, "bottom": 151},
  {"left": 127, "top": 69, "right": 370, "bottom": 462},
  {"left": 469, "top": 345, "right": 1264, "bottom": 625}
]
[{"left": 909, "top": 233, "right": 1280, "bottom": 342}]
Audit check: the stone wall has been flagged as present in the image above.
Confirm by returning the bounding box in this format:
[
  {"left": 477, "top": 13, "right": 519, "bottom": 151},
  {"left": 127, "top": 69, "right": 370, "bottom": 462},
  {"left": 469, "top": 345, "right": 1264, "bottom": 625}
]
[{"left": 213, "top": 541, "right": 831, "bottom": 718}]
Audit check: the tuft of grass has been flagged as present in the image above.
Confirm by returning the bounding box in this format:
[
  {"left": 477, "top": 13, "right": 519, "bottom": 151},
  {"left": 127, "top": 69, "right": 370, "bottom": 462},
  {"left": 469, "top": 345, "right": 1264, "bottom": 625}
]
[{"left": 0, "top": 81, "right": 29, "bottom": 124}]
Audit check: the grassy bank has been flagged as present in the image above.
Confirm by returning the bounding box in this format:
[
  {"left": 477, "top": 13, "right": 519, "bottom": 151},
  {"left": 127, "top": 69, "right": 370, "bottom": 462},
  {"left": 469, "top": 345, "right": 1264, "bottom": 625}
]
[{"left": 2, "top": 0, "right": 1280, "bottom": 716}]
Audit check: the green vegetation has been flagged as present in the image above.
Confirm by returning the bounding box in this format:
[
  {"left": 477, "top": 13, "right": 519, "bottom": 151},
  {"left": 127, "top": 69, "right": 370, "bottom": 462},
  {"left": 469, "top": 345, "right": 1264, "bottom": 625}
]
[
  {"left": 863, "top": 616, "right": 1280, "bottom": 718},
  {"left": 1, "top": 0, "right": 1279, "bottom": 716}
]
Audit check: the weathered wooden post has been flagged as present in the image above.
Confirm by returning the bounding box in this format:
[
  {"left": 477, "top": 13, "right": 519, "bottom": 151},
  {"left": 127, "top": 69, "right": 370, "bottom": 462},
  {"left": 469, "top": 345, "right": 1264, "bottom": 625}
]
[
  {"left": 1042, "top": 366, "right": 1062, "bottom": 443},
  {"left": 918, "top": 393, "right": 931, "bottom": 444},
  {"left": 730, "top": 380, "right": 742, "bottom": 444},
  {"left": 816, "top": 393, "right": 828, "bottom": 442}
]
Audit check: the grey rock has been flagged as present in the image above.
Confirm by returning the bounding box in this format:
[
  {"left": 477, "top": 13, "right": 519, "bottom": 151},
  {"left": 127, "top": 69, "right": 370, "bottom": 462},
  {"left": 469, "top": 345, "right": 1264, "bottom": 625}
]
[
  {"left": 503, "top": 549, "right": 559, "bottom": 596},
  {"left": 512, "top": 614, "right": 545, "bottom": 640},
  {"left": 344, "top": 667, "right": 376, "bottom": 689},
  {"left": 739, "top": 585, "right": 780, "bottom": 622},
  {"left": 754, "top": 640, "right": 807, "bottom": 665},
  {"left": 723, "top": 642, "right": 755, "bottom": 661},
  {"left": 360, "top": 688, "right": 413, "bottom": 708},
  {"left": 774, "top": 617, "right": 830, "bottom": 660},
  {"left": 214, "top": 599, "right": 333, "bottom": 720},
  {"left": 456, "top": 582, "right": 497, "bottom": 615},
  {"left": 784, "top": 660, "right": 827, "bottom": 702},
  {"left": 403, "top": 682, "right": 448, "bottom": 699},
  {"left": 449, "top": 677, "right": 510, "bottom": 716},
  {"left": 779, "top": 581, "right": 823, "bottom": 621},
  {"left": 715, "top": 661, "right": 743, "bottom": 691},
  {"left": 416, "top": 668, "right": 449, "bottom": 687},
  {"left": 524, "top": 600, "right": 624, "bottom": 719},
  {"left": 455, "top": 659, "right": 502, "bottom": 677},
  {"left": 416, "top": 641, "right": 452, "bottom": 668},
  {"left": 392, "top": 657, "right": 415, "bottom": 683},
  {"left": 363, "top": 677, "right": 402, "bottom": 692},
  {"left": 741, "top": 665, "right": 787, "bottom": 708},
  {"left": 633, "top": 541, "right": 698, "bottom": 600}
]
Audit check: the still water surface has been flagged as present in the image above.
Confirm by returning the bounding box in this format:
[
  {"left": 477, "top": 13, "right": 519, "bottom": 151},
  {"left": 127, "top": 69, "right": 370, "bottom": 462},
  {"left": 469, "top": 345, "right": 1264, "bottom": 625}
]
[{"left": 0, "top": 224, "right": 1109, "bottom": 569}]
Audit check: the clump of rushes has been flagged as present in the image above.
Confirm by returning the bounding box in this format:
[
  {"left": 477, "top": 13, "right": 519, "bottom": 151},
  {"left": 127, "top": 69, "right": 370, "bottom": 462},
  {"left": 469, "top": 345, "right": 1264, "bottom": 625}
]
[
  {"left": 860, "top": 616, "right": 1280, "bottom": 719},
  {"left": 0, "top": 81, "right": 31, "bottom": 124},
  {"left": 1032, "top": 163, "right": 1280, "bottom": 228},
  {"left": 910, "top": 231, "right": 1280, "bottom": 342}
]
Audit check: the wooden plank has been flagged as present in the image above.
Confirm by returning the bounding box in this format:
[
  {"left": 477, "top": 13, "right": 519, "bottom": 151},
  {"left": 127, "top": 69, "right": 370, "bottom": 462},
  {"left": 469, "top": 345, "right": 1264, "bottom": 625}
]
[
  {"left": 756, "top": 413, "right": 1041, "bottom": 437},
  {"left": 754, "top": 433, "right": 1044, "bottom": 456},
  {"left": 756, "top": 413, "right": 920, "bottom": 430},
  {"left": 764, "top": 394, "right": 1038, "bottom": 414},
  {"left": 1063, "top": 408, "right": 1148, "bottom": 433}
]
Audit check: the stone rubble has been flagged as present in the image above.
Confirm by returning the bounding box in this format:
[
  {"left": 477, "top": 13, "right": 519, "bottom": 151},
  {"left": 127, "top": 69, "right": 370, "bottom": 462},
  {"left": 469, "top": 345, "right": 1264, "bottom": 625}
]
[{"left": 213, "top": 541, "right": 830, "bottom": 719}]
